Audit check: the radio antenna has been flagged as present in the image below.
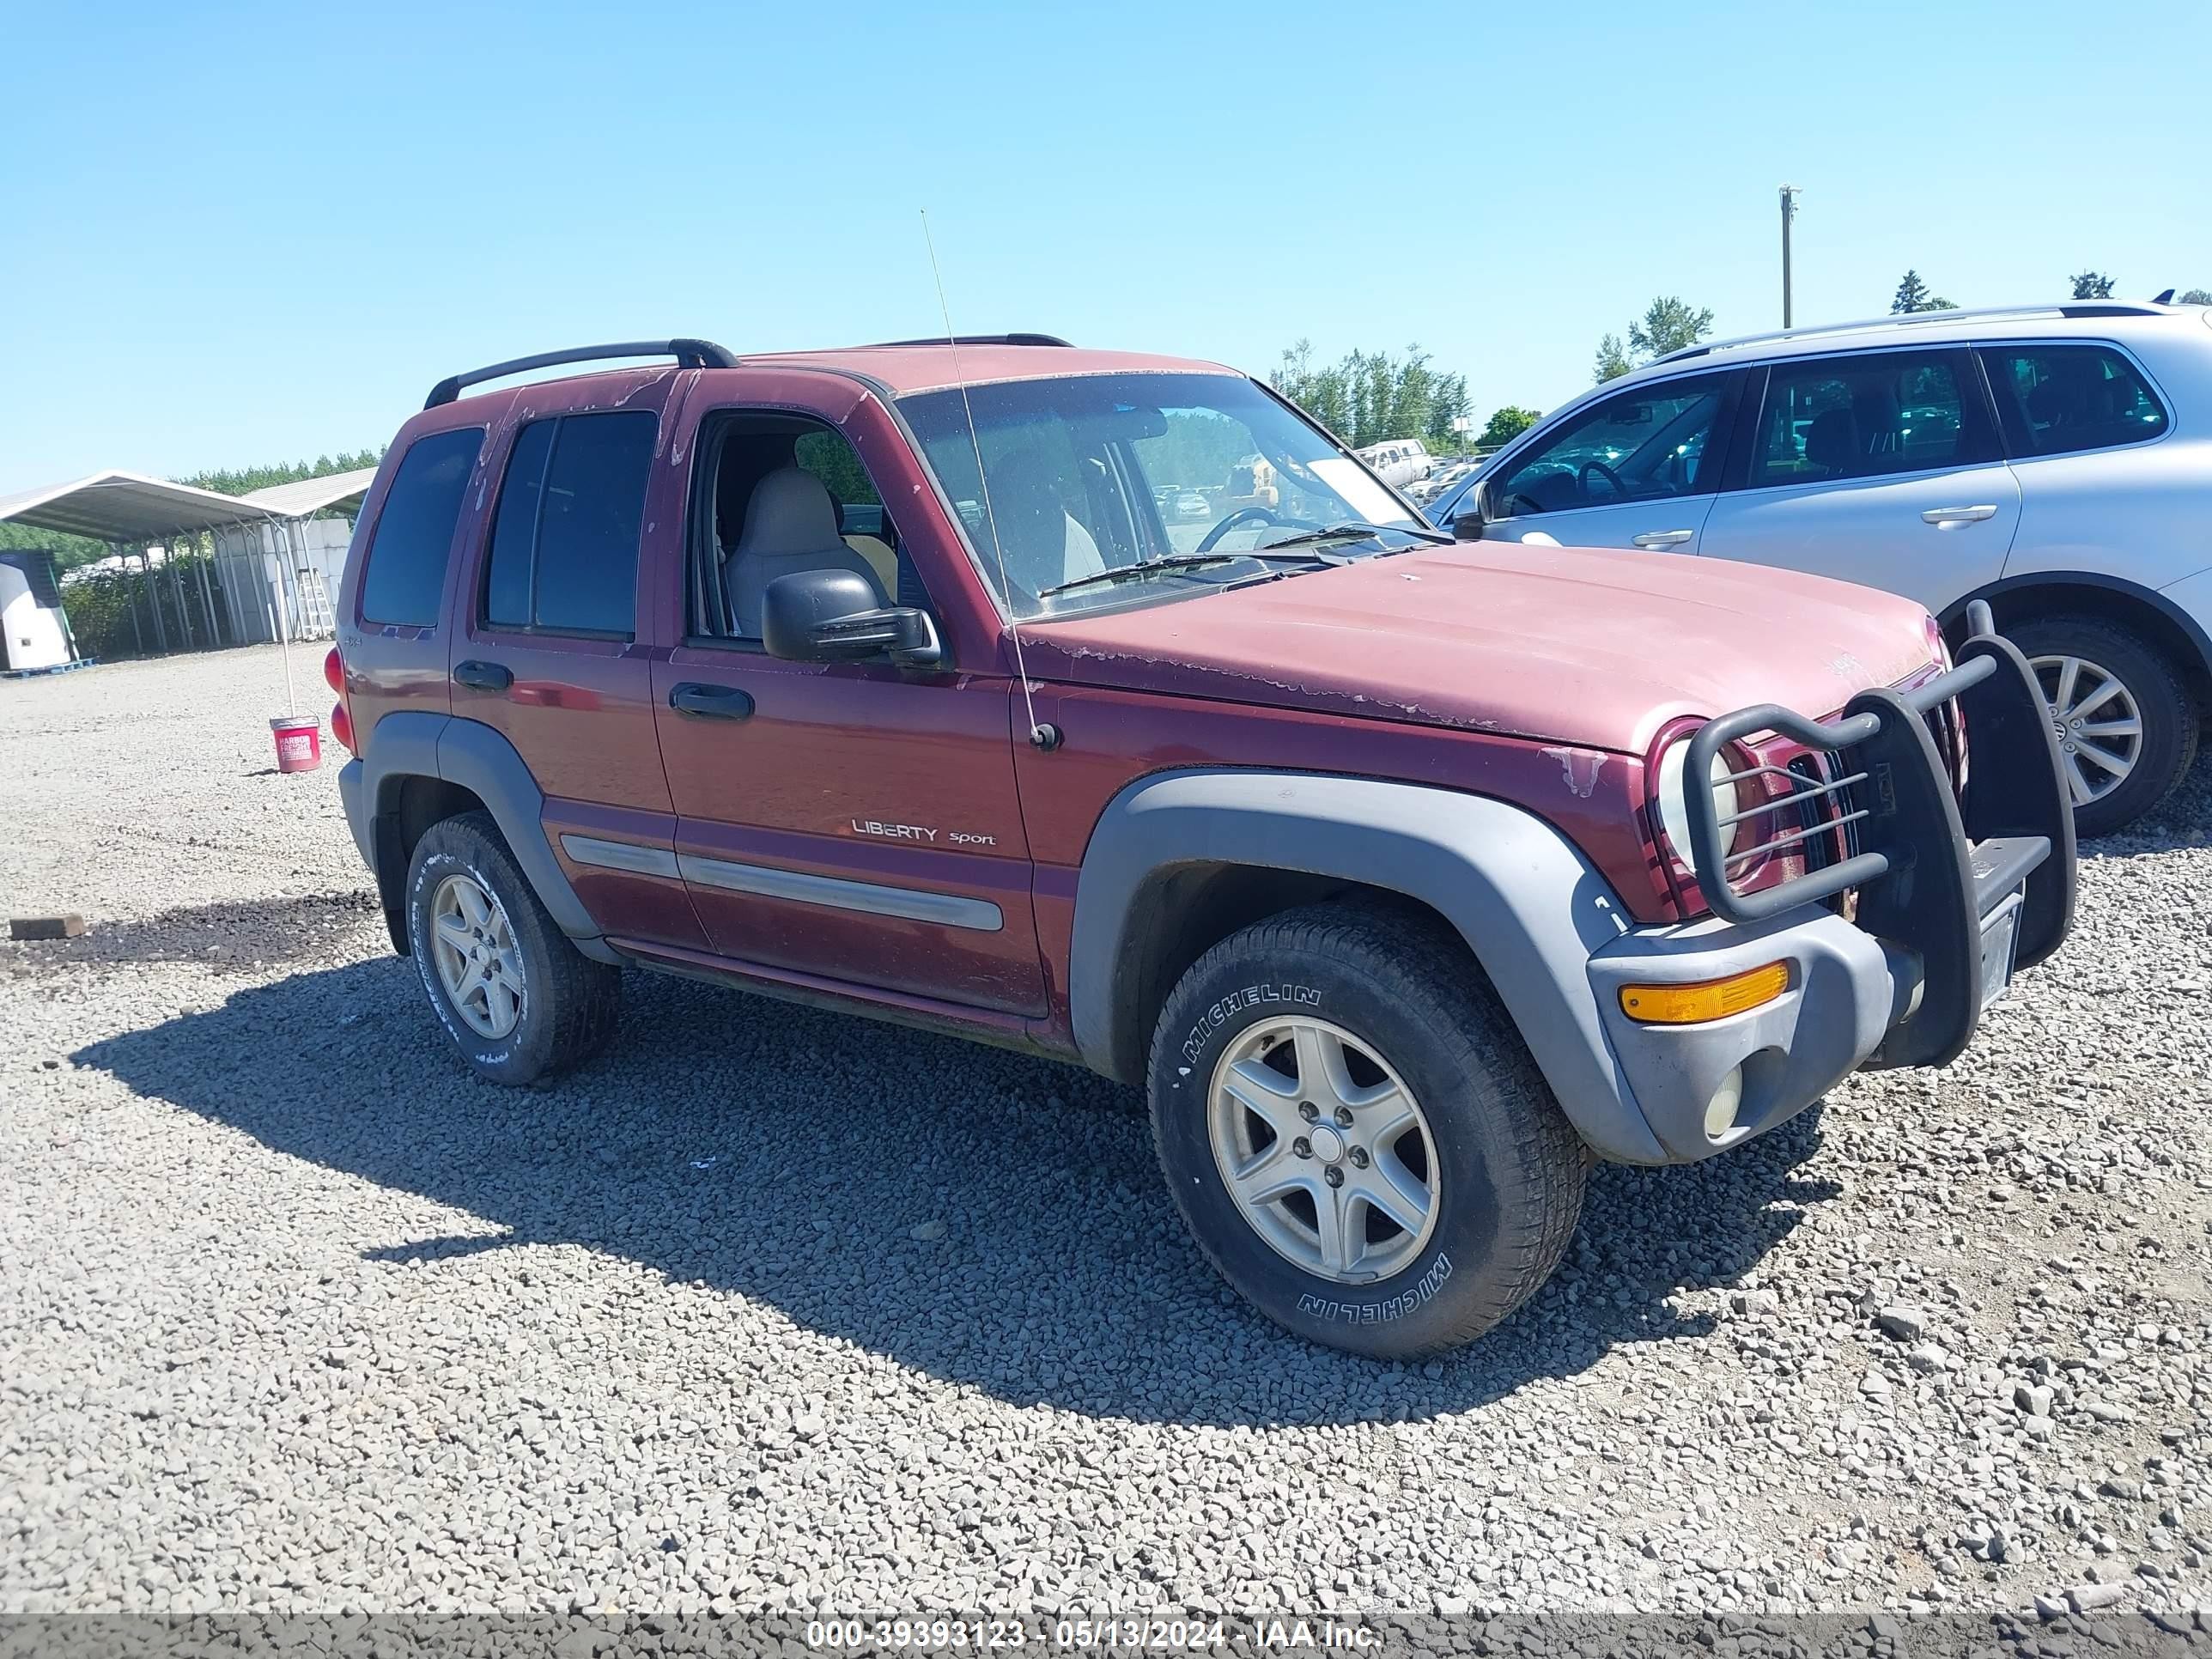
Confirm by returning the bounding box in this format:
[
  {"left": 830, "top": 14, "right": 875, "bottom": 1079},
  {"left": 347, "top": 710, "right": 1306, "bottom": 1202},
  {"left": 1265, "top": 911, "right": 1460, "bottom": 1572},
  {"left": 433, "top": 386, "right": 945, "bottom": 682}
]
[{"left": 921, "top": 210, "right": 1055, "bottom": 750}]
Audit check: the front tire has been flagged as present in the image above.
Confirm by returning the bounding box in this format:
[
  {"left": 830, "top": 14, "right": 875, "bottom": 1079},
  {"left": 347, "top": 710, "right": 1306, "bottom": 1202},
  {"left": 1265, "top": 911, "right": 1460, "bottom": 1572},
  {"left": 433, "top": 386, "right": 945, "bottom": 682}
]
[
  {"left": 405, "top": 811, "right": 621, "bottom": 1085},
  {"left": 2007, "top": 615, "right": 2197, "bottom": 838},
  {"left": 1147, "top": 902, "right": 1586, "bottom": 1358}
]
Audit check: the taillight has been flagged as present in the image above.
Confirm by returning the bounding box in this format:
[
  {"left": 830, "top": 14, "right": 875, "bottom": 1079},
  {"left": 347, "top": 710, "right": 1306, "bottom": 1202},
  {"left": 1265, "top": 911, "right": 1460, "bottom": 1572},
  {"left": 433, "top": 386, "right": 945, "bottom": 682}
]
[{"left": 325, "top": 647, "right": 356, "bottom": 754}]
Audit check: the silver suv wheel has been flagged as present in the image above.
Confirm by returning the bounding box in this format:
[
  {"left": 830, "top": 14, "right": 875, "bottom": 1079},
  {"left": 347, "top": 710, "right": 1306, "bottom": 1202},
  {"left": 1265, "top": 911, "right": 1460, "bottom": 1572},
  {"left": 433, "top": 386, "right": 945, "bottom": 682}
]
[
  {"left": 1207, "top": 1015, "right": 1440, "bottom": 1285},
  {"left": 2029, "top": 651, "right": 2143, "bottom": 806},
  {"left": 428, "top": 871, "right": 525, "bottom": 1039}
]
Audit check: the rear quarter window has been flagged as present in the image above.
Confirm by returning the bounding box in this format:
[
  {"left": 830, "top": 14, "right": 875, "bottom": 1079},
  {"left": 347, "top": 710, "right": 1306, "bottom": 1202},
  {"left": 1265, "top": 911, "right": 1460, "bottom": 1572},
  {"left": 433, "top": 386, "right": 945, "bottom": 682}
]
[
  {"left": 1984, "top": 343, "right": 2169, "bottom": 457},
  {"left": 359, "top": 428, "right": 484, "bottom": 628}
]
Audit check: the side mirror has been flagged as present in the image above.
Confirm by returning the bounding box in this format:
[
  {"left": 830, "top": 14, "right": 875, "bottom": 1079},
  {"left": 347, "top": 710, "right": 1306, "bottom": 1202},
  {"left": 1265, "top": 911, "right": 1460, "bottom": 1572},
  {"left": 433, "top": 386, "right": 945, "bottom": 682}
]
[
  {"left": 761, "top": 569, "right": 943, "bottom": 668},
  {"left": 1451, "top": 479, "right": 1496, "bottom": 542}
]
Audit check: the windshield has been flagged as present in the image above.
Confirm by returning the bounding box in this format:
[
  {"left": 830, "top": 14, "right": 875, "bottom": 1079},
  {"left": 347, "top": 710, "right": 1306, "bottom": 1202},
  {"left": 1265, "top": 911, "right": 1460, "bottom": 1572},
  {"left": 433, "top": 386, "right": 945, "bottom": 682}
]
[{"left": 900, "top": 372, "right": 1426, "bottom": 618}]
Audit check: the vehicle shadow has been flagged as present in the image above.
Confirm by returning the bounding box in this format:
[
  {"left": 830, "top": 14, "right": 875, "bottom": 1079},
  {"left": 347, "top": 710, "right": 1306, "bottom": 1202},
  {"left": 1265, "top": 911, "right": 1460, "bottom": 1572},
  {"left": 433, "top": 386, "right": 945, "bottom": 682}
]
[
  {"left": 0, "top": 892, "right": 379, "bottom": 983},
  {"left": 72, "top": 921, "right": 1836, "bottom": 1429}
]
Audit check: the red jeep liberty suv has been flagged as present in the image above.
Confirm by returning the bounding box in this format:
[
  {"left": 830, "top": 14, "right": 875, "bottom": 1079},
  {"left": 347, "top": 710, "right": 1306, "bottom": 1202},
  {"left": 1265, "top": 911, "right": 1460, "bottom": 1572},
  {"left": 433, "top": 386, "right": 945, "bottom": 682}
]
[{"left": 331, "top": 336, "right": 2075, "bottom": 1357}]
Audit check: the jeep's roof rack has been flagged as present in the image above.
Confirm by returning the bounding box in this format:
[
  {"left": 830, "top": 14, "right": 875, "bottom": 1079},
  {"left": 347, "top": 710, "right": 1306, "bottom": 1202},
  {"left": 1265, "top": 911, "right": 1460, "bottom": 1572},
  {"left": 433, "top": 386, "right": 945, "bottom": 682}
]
[
  {"left": 853, "top": 332, "right": 1074, "bottom": 349},
  {"left": 423, "top": 338, "right": 738, "bottom": 409},
  {"left": 1650, "top": 301, "right": 2174, "bottom": 366}
]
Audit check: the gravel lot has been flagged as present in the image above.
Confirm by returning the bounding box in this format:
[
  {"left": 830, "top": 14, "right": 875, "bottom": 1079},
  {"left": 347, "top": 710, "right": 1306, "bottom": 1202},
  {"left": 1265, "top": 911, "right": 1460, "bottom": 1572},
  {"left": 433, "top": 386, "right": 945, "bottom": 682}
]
[{"left": 3, "top": 645, "right": 2209, "bottom": 1628}]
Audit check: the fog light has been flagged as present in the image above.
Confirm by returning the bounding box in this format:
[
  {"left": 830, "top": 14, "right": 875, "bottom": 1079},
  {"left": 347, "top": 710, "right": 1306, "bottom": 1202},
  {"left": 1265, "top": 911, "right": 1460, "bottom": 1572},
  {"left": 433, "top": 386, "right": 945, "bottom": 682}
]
[
  {"left": 1704, "top": 1066, "right": 1745, "bottom": 1139},
  {"left": 1618, "top": 961, "right": 1790, "bottom": 1024}
]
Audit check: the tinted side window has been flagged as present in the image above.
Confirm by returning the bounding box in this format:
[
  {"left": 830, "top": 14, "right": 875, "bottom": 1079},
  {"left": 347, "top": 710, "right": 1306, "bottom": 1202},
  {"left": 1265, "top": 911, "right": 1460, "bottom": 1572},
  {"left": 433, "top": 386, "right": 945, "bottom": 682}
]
[
  {"left": 1984, "top": 343, "right": 2168, "bottom": 457},
  {"left": 1750, "top": 349, "right": 1988, "bottom": 486},
  {"left": 359, "top": 428, "right": 483, "bottom": 627},
  {"left": 479, "top": 411, "right": 655, "bottom": 636},
  {"left": 1496, "top": 374, "right": 1728, "bottom": 515}
]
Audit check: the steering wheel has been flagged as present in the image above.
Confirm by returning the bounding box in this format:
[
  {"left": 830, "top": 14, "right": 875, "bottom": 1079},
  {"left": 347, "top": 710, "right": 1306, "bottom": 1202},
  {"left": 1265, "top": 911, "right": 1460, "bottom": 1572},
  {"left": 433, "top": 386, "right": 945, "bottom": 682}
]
[
  {"left": 1577, "top": 459, "right": 1628, "bottom": 501},
  {"left": 1194, "top": 504, "right": 1323, "bottom": 554}
]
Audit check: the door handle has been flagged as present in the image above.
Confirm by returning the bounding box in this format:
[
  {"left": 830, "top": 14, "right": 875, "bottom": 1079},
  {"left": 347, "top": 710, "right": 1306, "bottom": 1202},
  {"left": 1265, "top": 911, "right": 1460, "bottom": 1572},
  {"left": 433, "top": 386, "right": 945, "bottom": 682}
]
[
  {"left": 1631, "top": 530, "right": 1695, "bottom": 549},
  {"left": 668, "top": 682, "right": 754, "bottom": 720},
  {"left": 453, "top": 659, "right": 512, "bottom": 691},
  {"left": 1922, "top": 505, "right": 1998, "bottom": 525}
]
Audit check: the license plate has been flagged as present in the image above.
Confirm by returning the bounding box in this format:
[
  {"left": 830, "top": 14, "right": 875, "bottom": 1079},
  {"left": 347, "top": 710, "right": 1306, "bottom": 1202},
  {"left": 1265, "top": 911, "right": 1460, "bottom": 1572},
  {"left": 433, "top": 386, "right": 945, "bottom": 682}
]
[{"left": 1979, "top": 885, "right": 2024, "bottom": 1011}]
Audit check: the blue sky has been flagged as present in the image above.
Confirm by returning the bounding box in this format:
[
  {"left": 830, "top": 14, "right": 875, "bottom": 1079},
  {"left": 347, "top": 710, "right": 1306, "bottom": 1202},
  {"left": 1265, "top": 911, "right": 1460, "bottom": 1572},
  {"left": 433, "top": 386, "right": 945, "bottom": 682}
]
[{"left": 3, "top": 0, "right": 2206, "bottom": 486}]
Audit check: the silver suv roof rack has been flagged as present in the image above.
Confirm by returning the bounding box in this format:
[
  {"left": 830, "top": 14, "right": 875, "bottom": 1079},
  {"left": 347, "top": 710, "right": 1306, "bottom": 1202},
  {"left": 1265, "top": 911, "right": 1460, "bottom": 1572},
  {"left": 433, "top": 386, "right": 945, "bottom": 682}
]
[
  {"left": 1651, "top": 301, "right": 2173, "bottom": 366},
  {"left": 424, "top": 339, "right": 738, "bottom": 409}
]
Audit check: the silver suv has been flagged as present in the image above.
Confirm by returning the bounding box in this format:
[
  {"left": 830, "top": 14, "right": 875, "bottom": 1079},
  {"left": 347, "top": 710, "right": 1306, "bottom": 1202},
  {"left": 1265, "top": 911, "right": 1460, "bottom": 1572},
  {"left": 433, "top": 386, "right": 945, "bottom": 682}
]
[{"left": 1426, "top": 301, "right": 2212, "bottom": 835}]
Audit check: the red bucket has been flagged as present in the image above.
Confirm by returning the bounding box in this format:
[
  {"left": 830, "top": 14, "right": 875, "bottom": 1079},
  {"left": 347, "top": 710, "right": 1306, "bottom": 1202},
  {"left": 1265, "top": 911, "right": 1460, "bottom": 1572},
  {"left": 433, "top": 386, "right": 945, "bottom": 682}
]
[{"left": 270, "top": 714, "right": 323, "bottom": 774}]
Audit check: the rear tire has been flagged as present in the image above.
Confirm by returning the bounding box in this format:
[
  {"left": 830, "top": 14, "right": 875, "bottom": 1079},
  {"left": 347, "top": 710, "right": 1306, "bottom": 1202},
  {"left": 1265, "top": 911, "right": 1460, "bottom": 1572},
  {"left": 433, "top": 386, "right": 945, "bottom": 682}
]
[
  {"left": 405, "top": 811, "right": 621, "bottom": 1085},
  {"left": 1147, "top": 901, "right": 1586, "bottom": 1358},
  {"left": 2006, "top": 615, "right": 2197, "bottom": 837}
]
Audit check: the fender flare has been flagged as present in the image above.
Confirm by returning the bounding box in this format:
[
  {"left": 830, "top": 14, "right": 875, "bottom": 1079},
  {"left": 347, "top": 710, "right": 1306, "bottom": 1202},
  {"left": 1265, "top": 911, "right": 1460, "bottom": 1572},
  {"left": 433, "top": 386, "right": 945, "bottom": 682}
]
[
  {"left": 1068, "top": 769, "right": 1667, "bottom": 1164},
  {"left": 1940, "top": 570, "right": 2212, "bottom": 678},
  {"left": 360, "top": 711, "right": 618, "bottom": 963}
]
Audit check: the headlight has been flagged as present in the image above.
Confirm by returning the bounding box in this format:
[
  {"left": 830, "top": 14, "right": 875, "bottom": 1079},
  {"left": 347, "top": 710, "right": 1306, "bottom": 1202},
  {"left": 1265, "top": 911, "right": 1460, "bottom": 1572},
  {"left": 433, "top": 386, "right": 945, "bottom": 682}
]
[{"left": 1656, "top": 738, "right": 1740, "bottom": 878}]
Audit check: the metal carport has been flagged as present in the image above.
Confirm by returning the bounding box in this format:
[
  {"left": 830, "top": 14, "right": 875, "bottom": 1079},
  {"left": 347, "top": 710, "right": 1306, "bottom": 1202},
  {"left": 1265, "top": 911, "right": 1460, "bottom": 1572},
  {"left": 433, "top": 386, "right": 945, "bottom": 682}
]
[
  {"left": 0, "top": 471, "right": 282, "bottom": 659},
  {"left": 214, "top": 466, "right": 380, "bottom": 645},
  {"left": 0, "top": 465, "right": 376, "bottom": 660}
]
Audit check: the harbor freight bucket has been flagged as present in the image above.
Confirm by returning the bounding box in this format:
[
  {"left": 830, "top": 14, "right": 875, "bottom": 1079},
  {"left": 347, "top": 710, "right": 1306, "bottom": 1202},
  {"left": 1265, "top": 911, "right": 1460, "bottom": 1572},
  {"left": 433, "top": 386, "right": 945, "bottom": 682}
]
[{"left": 270, "top": 714, "right": 322, "bottom": 774}]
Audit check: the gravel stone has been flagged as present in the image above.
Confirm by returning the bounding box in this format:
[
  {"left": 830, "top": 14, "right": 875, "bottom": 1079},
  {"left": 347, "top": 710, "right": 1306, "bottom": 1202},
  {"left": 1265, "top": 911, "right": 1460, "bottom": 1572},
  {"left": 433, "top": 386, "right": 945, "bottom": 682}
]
[
  {"left": 3, "top": 646, "right": 2211, "bottom": 1621},
  {"left": 1875, "top": 1306, "right": 1929, "bottom": 1342},
  {"left": 2070, "top": 1582, "right": 2134, "bottom": 1612}
]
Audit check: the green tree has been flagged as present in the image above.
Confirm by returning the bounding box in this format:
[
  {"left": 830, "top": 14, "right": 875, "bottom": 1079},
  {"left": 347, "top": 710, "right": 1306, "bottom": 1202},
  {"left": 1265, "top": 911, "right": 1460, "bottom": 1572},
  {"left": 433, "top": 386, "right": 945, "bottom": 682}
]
[
  {"left": 1478, "top": 406, "right": 1540, "bottom": 447},
  {"left": 1626, "top": 296, "right": 1715, "bottom": 362},
  {"left": 0, "top": 520, "right": 106, "bottom": 568},
  {"left": 1273, "top": 341, "right": 1472, "bottom": 449},
  {"left": 2069, "top": 270, "right": 2116, "bottom": 300},
  {"left": 1594, "top": 296, "right": 1712, "bottom": 384},
  {"left": 1423, "top": 372, "right": 1472, "bottom": 450},
  {"left": 1274, "top": 339, "right": 1353, "bottom": 438},
  {"left": 180, "top": 447, "right": 384, "bottom": 499},
  {"left": 1891, "top": 270, "right": 1956, "bottom": 313},
  {"left": 1353, "top": 350, "right": 1395, "bottom": 447},
  {"left": 2178, "top": 288, "right": 2212, "bottom": 306}
]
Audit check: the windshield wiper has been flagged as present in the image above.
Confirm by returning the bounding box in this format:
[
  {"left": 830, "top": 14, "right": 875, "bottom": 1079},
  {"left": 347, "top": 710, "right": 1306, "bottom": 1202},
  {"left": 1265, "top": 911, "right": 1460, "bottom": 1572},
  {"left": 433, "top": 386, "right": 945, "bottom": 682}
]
[
  {"left": 1036, "top": 550, "right": 1338, "bottom": 600},
  {"left": 1259, "top": 520, "right": 1452, "bottom": 550}
]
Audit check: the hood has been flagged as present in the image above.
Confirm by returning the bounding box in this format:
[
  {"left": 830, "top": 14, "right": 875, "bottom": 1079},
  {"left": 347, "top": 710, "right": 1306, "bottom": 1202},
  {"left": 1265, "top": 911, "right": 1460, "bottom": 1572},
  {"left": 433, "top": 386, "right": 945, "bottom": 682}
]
[{"left": 1018, "top": 542, "right": 1941, "bottom": 755}]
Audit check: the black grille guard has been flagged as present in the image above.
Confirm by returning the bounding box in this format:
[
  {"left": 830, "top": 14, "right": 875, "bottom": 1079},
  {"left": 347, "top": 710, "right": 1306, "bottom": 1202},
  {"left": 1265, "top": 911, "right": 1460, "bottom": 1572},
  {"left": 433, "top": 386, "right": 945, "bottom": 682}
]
[{"left": 1681, "top": 609, "right": 2076, "bottom": 1069}]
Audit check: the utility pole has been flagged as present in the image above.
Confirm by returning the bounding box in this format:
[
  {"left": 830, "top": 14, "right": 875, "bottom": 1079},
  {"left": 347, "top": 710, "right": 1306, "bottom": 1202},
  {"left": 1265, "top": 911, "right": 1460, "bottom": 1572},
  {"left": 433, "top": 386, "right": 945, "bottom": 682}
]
[{"left": 1779, "top": 185, "right": 1802, "bottom": 327}]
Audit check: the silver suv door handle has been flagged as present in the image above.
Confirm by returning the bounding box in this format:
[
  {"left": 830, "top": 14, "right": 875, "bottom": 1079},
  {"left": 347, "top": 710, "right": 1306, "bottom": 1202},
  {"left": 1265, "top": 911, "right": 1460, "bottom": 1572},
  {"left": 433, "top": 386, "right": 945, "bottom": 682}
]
[
  {"left": 1631, "top": 530, "right": 1695, "bottom": 549},
  {"left": 1922, "top": 504, "right": 1998, "bottom": 525}
]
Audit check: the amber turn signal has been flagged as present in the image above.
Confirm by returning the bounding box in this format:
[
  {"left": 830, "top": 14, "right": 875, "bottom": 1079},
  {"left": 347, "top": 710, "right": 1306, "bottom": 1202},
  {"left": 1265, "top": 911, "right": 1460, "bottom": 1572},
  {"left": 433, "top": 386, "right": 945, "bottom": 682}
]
[{"left": 1619, "top": 961, "right": 1790, "bottom": 1024}]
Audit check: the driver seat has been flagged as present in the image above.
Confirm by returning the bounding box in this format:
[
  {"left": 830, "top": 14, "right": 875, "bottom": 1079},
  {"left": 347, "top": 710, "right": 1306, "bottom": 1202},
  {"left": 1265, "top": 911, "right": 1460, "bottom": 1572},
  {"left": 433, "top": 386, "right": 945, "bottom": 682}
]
[{"left": 724, "top": 467, "right": 887, "bottom": 636}]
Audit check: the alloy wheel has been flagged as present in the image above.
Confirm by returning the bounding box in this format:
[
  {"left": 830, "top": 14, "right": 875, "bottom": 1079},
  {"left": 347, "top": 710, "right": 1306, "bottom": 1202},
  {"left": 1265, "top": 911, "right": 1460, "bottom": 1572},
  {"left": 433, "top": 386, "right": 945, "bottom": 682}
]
[
  {"left": 2029, "top": 653, "right": 2143, "bottom": 807},
  {"left": 1206, "top": 1015, "right": 1440, "bottom": 1285},
  {"left": 428, "top": 872, "right": 525, "bottom": 1040}
]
